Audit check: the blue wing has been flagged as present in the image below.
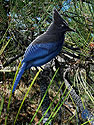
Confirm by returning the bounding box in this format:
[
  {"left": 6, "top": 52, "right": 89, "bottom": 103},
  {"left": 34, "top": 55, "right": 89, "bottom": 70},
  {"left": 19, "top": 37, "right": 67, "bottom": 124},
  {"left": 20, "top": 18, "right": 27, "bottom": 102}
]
[{"left": 22, "top": 42, "right": 60, "bottom": 63}]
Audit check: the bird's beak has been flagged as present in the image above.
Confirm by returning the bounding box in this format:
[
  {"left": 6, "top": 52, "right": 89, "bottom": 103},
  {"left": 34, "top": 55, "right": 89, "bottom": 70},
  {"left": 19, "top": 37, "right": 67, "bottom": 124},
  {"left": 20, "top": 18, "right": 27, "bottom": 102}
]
[{"left": 68, "top": 27, "right": 75, "bottom": 32}]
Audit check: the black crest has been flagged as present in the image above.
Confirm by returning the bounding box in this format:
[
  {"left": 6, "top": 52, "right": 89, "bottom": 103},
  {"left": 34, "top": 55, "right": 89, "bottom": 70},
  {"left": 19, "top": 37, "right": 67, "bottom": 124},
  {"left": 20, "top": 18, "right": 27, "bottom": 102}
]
[{"left": 53, "top": 8, "right": 68, "bottom": 26}]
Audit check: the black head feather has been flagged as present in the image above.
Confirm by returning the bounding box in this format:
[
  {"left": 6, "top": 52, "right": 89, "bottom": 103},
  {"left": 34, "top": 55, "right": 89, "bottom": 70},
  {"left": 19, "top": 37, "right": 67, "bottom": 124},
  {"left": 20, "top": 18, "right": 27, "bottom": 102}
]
[{"left": 53, "top": 8, "right": 68, "bottom": 26}]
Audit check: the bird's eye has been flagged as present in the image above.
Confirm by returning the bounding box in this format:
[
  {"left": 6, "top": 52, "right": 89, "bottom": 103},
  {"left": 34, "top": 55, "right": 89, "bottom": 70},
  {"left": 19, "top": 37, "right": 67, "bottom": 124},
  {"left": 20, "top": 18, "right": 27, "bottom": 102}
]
[{"left": 61, "top": 24, "right": 64, "bottom": 27}]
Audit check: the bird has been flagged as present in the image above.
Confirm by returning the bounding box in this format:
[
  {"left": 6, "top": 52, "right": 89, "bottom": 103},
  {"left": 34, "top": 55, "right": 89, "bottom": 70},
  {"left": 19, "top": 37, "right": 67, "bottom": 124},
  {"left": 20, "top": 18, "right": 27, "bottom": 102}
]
[{"left": 12, "top": 8, "right": 74, "bottom": 93}]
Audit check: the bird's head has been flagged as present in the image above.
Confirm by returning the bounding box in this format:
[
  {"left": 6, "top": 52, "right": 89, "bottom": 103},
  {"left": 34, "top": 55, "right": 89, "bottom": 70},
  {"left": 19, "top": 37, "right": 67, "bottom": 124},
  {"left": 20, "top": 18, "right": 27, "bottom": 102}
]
[{"left": 53, "top": 8, "right": 74, "bottom": 33}]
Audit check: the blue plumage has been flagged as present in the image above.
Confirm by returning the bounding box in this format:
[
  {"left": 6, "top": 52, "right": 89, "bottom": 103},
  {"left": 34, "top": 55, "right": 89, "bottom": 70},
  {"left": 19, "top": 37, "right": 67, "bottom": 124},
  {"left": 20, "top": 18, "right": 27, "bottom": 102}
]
[
  {"left": 12, "top": 8, "right": 74, "bottom": 93},
  {"left": 12, "top": 63, "right": 26, "bottom": 92}
]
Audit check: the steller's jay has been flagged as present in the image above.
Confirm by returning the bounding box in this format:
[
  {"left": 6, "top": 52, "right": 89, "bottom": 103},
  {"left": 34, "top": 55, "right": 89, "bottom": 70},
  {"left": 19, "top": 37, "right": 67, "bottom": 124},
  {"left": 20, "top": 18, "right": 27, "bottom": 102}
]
[{"left": 12, "top": 8, "right": 74, "bottom": 93}]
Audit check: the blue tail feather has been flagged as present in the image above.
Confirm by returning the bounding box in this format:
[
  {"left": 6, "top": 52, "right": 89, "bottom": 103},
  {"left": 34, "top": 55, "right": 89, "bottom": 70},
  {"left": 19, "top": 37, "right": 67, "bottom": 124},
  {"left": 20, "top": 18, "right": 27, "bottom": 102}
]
[{"left": 12, "top": 63, "right": 26, "bottom": 93}]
